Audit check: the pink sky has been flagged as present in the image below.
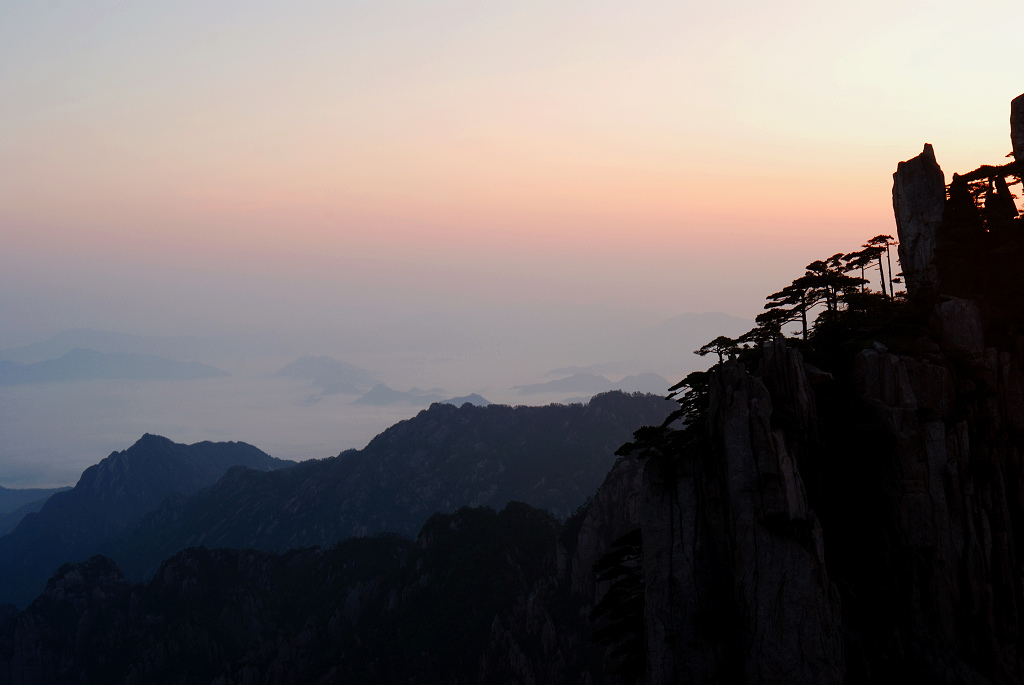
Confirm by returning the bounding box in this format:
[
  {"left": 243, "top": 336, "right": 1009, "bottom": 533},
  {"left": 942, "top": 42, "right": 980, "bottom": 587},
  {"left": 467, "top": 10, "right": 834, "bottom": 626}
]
[{"left": 1, "top": 0, "right": 1021, "bottom": 341}]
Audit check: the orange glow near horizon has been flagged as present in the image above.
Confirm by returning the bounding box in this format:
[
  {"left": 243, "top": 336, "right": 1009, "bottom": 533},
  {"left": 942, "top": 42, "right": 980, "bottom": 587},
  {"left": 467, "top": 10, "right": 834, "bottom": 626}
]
[{"left": 2, "top": 1, "right": 1023, "bottom": 333}]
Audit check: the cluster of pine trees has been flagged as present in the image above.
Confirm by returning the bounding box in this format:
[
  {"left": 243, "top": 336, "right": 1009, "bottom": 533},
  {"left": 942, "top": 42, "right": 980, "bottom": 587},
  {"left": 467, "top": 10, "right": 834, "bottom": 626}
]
[
  {"left": 698, "top": 234, "right": 901, "bottom": 364},
  {"left": 653, "top": 234, "right": 906, "bottom": 444}
]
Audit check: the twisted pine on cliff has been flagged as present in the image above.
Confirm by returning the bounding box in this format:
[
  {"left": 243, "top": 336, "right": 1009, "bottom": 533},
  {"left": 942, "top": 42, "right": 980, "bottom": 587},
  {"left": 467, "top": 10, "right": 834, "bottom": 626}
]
[
  {"left": 619, "top": 232, "right": 917, "bottom": 470},
  {"left": 685, "top": 232, "right": 910, "bottom": 369}
]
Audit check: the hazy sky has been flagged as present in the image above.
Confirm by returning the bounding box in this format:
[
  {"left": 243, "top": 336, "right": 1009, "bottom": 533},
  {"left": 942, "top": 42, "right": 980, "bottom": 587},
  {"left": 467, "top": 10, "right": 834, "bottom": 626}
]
[
  {"left": 1, "top": 0, "right": 1021, "bottom": 342},
  {"left": 1, "top": 1, "right": 1022, "bottom": 486}
]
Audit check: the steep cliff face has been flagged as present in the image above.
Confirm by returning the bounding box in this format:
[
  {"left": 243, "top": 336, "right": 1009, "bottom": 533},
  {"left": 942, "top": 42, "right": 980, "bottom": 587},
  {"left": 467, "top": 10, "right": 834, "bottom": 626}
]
[
  {"left": 849, "top": 332, "right": 1024, "bottom": 682},
  {"left": 641, "top": 343, "right": 843, "bottom": 685},
  {"left": 642, "top": 327, "right": 1024, "bottom": 683}
]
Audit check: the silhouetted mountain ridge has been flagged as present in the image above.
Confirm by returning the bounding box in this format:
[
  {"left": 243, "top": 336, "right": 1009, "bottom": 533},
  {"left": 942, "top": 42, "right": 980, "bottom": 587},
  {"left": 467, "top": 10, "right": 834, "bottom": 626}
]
[
  {"left": 514, "top": 372, "right": 668, "bottom": 395},
  {"left": 0, "top": 435, "right": 291, "bottom": 608},
  {"left": 110, "top": 391, "right": 672, "bottom": 581},
  {"left": 0, "top": 494, "right": 70, "bottom": 537}
]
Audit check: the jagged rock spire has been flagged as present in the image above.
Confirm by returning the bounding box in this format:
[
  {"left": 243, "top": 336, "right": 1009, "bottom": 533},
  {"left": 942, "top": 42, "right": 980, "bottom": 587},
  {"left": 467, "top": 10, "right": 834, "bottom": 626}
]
[
  {"left": 893, "top": 143, "right": 945, "bottom": 297},
  {"left": 1011, "top": 93, "right": 1024, "bottom": 166}
]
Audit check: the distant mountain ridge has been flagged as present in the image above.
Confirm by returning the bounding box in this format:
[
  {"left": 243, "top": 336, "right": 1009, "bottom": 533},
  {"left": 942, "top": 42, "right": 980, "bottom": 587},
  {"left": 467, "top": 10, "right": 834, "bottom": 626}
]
[
  {"left": 0, "top": 487, "right": 71, "bottom": 537},
  {"left": 0, "top": 349, "right": 227, "bottom": 385},
  {"left": 514, "top": 372, "right": 668, "bottom": 395},
  {"left": 274, "top": 354, "right": 378, "bottom": 393},
  {"left": 0, "top": 435, "right": 291, "bottom": 608},
  {"left": 108, "top": 391, "right": 672, "bottom": 582},
  {"left": 353, "top": 383, "right": 445, "bottom": 406},
  {"left": 0, "top": 329, "right": 212, "bottom": 364},
  {"left": 0, "top": 499, "right": 58, "bottom": 537},
  {"left": 0, "top": 486, "right": 69, "bottom": 514},
  {"left": 441, "top": 393, "right": 490, "bottom": 406}
]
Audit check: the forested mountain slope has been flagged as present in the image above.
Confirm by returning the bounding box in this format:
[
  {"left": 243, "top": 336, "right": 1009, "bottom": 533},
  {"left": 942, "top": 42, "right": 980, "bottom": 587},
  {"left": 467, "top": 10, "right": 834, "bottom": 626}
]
[
  {"left": 111, "top": 391, "right": 672, "bottom": 580},
  {"left": 0, "top": 435, "right": 291, "bottom": 608}
]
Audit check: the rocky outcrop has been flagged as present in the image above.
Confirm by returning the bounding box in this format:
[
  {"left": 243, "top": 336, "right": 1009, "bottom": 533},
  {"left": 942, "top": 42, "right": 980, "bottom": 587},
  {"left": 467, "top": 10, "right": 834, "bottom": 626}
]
[
  {"left": 893, "top": 143, "right": 946, "bottom": 296},
  {"left": 640, "top": 306, "right": 1024, "bottom": 683},
  {"left": 0, "top": 557, "right": 133, "bottom": 685},
  {"left": 1011, "top": 93, "right": 1024, "bottom": 166},
  {"left": 641, "top": 446, "right": 722, "bottom": 684}
]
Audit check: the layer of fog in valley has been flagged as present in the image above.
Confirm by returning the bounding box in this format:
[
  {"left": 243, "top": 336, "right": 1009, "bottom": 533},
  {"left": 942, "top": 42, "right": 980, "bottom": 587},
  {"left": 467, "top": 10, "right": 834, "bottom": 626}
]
[{"left": 0, "top": 305, "right": 747, "bottom": 488}]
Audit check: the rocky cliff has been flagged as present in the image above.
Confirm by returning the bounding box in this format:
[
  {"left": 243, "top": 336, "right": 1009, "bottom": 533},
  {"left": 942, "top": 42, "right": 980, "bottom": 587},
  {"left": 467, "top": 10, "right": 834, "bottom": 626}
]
[{"left": 630, "top": 95, "right": 1024, "bottom": 684}]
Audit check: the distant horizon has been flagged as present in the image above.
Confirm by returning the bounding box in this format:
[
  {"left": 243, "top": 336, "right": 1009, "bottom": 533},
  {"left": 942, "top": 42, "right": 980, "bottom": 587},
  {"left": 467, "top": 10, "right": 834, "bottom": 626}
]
[{"left": 0, "top": 308, "right": 749, "bottom": 489}]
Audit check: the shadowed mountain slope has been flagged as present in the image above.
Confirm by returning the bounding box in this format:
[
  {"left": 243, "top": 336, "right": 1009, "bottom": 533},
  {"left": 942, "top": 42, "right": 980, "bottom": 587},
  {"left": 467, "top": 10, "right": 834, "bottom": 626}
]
[
  {"left": 0, "top": 501, "right": 614, "bottom": 685},
  {"left": 112, "top": 391, "right": 672, "bottom": 581},
  {"left": 0, "top": 448, "right": 652, "bottom": 685},
  {"left": 0, "top": 435, "right": 291, "bottom": 608},
  {"left": 0, "top": 493, "right": 70, "bottom": 537}
]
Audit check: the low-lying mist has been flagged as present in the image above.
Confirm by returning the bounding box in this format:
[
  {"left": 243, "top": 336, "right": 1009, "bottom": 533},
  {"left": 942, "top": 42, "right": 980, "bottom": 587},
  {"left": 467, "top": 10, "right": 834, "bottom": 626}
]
[{"left": 0, "top": 305, "right": 747, "bottom": 488}]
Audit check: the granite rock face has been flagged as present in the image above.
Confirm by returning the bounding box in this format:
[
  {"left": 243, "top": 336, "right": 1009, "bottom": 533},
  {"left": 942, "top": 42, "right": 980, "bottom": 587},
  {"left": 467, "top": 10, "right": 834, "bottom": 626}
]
[
  {"left": 641, "top": 341, "right": 844, "bottom": 685},
  {"left": 571, "top": 457, "right": 646, "bottom": 600},
  {"left": 893, "top": 143, "right": 946, "bottom": 296},
  {"left": 934, "top": 296, "right": 985, "bottom": 361}
]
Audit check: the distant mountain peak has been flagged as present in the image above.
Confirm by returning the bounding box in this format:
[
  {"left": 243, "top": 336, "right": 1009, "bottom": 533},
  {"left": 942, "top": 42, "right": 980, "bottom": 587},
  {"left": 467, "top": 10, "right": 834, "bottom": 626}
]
[
  {"left": 274, "top": 354, "right": 377, "bottom": 393},
  {"left": 354, "top": 384, "right": 445, "bottom": 406},
  {"left": 0, "top": 436, "right": 292, "bottom": 608},
  {"left": 441, "top": 393, "right": 491, "bottom": 407},
  {"left": 135, "top": 433, "right": 172, "bottom": 445}
]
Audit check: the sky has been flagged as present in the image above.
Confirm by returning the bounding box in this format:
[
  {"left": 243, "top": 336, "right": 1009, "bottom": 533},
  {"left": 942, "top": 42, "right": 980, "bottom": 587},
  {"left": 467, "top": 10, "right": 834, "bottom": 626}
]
[
  {"left": 1, "top": 1, "right": 1022, "bottom": 485},
  {"left": 2, "top": 0, "right": 1021, "bottom": 342}
]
